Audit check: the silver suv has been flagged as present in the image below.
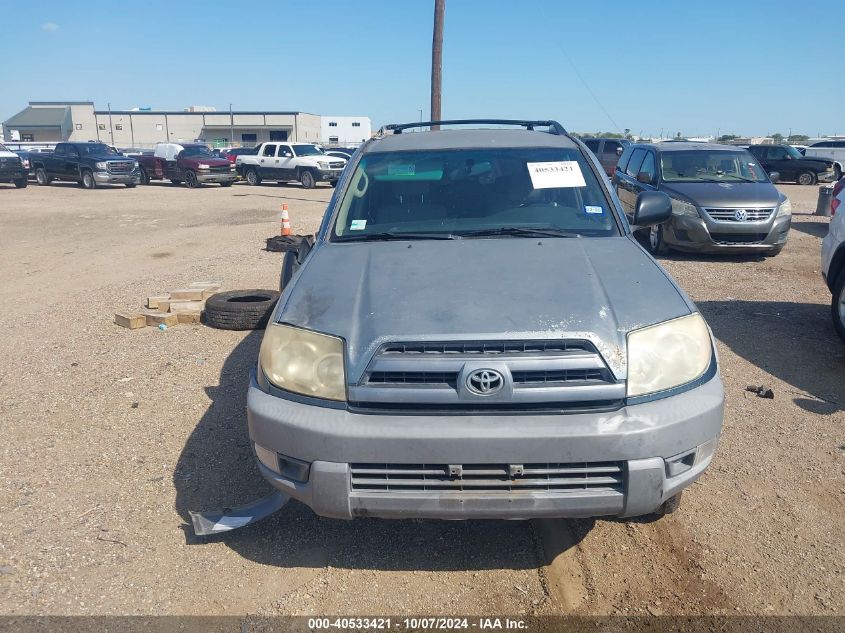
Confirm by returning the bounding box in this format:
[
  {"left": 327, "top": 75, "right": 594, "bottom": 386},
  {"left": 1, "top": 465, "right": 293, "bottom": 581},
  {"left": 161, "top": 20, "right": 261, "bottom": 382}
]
[{"left": 248, "top": 120, "right": 724, "bottom": 521}]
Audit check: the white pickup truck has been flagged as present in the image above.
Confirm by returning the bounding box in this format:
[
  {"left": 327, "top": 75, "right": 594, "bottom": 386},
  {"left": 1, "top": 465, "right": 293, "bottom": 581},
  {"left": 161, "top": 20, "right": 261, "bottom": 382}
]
[
  {"left": 805, "top": 140, "right": 845, "bottom": 181},
  {"left": 236, "top": 142, "right": 346, "bottom": 188}
]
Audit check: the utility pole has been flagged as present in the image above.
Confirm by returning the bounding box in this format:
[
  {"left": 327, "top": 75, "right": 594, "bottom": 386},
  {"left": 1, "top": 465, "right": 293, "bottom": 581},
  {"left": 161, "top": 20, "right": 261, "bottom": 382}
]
[
  {"left": 430, "top": 0, "right": 445, "bottom": 130},
  {"left": 107, "top": 102, "right": 114, "bottom": 146},
  {"left": 230, "top": 103, "right": 234, "bottom": 146}
]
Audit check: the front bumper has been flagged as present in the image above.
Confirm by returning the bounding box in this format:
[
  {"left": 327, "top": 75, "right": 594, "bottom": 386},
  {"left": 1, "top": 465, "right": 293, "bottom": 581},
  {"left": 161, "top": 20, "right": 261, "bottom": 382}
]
[
  {"left": 317, "top": 168, "right": 344, "bottom": 181},
  {"left": 818, "top": 171, "right": 838, "bottom": 184},
  {"left": 93, "top": 170, "right": 141, "bottom": 184},
  {"left": 196, "top": 170, "right": 238, "bottom": 184},
  {"left": 0, "top": 168, "right": 25, "bottom": 181},
  {"left": 664, "top": 212, "right": 791, "bottom": 254},
  {"left": 246, "top": 372, "right": 725, "bottom": 520}
]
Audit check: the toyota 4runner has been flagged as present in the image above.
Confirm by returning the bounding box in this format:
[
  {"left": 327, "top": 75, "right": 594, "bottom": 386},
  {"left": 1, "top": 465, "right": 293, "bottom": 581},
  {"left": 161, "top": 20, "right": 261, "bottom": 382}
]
[{"left": 249, "top": 119, "right": 725, "bottom": 521}]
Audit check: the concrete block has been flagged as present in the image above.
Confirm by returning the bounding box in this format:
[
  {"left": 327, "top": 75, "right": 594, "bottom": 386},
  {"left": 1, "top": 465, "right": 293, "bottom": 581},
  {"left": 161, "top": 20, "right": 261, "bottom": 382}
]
[
  {"left": 190, "top": 281, "right": 223, "bottom": 288},
  {"left": 143, "top": 311, "right": 178, "bottom": 327},
  {"left": 169, "top": 300, "right": 204, "bottom": 313},
  {"left": 201, "top": 285, "right": 221, "bottom": 299},
  {"left": 147, "top": 295, "right": 170, "bottom": 310},
  {"left": 176, "top": 311, "right": 202, "bottom": 325},
  {"left": 170, "top": 288, "right": 204, "bottom": 301},
  {"left": 115, "top": 312, "right": 147, "bottom": 329}
]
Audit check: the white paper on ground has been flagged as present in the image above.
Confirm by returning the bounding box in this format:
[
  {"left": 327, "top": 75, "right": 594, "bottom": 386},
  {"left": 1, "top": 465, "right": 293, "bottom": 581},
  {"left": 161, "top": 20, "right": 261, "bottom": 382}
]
[{"left": 526, "top": 161, "right": 586, "bottom": 189}]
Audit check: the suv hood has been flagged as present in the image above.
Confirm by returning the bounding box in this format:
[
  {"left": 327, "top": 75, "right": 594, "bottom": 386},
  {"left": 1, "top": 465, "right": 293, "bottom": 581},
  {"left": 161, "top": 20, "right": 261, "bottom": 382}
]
[
  {"left": 279, "top": 237, "right": 693, "bottom": 380},
  {"left": 661, "top": 182, "right": 783, "bottom": 208}
]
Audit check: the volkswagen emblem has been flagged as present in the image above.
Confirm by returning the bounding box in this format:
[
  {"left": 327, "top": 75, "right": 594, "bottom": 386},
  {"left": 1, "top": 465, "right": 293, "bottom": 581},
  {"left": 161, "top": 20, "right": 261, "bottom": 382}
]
[
  {"left": 734, "top": 209, "right": 748, "bottom": 221},
  {"left": 466, "top": 369, "right": 504, "bottom": 396}
]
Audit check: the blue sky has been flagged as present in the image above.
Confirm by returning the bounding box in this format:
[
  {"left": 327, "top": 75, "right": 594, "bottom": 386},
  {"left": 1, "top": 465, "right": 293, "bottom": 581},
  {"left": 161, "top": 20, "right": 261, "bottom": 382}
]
[{"left": 3, "top": 0, "right": 841, "bottom": 137}]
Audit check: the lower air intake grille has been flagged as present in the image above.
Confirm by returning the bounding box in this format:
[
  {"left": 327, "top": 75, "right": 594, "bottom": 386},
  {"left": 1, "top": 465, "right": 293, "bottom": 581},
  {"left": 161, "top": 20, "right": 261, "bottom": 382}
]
[{"left": 350, "top": 462, "right": 624, "bottom": 493}]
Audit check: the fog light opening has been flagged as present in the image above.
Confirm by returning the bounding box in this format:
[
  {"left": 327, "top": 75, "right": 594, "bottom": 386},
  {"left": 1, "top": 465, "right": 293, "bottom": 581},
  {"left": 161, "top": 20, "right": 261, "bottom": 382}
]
[{"left": 254, "top": 443, "right": 280, "bottom": 474}]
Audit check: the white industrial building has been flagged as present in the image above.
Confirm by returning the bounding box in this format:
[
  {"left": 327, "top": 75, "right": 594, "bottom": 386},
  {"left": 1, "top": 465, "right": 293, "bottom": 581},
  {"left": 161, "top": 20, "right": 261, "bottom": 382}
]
[
  {"left": 320, "top": 116, "right": 372, "bottom": 147},
  {"left": 2, "top": 101, "right": 370, "bottom": 149}
]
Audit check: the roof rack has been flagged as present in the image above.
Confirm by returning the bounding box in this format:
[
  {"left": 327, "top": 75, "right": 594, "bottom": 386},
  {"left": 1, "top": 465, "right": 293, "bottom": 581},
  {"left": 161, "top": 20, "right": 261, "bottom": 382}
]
[{"left": 382, "top": 119, "right": 568, "bottom": 135}]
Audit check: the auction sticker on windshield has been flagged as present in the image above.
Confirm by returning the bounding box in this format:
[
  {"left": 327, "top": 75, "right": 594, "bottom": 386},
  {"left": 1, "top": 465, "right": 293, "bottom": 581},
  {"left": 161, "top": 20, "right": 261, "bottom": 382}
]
[{"left": 527, "top": 161, "right": 586, "bottom": 189}]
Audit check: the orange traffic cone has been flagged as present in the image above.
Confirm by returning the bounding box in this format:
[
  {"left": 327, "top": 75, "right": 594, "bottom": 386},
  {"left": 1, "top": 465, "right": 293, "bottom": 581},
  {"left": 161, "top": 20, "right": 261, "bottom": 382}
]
[{"left": 280, "top": 203, "right": 291, "bottom": 236}]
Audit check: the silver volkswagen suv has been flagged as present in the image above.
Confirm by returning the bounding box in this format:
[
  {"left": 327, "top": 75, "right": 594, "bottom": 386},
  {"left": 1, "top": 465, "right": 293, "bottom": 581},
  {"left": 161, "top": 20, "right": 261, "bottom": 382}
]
[{"left": 247, "top": 120, "right": 725, "bottom": 521}]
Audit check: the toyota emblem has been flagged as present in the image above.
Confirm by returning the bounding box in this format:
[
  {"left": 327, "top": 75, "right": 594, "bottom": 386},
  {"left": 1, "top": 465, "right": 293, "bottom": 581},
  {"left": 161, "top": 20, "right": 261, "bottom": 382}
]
[
  {"left": 734, "top": 209, "right": 748, "bottom": 221},
  {"left": 466, "top": 369, "right": 505, "bottom": 395}
]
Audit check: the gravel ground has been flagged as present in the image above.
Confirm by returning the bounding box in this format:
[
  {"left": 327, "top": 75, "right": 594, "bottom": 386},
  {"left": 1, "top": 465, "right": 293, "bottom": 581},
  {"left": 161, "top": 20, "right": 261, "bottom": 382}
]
[{"left": 0, "top": 180, "right": 841, "bottom": 616}]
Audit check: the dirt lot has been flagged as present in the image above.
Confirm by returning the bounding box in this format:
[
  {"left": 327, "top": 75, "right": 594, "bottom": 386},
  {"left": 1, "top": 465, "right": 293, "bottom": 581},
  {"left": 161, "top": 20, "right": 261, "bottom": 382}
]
[{"left": 0, "top": 180, "right": 842, "bottom": 616}]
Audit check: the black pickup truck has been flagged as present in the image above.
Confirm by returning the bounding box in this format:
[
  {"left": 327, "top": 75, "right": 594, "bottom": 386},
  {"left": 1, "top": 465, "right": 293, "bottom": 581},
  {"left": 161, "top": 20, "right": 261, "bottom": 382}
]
[
  {"left": 0, "top": 143, "right": 27, "bottom": 188},
  {"left": 31, "top": 142, "right": 141, "bottom": 189},
  {"left": 747, "top": 144, "right": 838, "bottom": 185}
]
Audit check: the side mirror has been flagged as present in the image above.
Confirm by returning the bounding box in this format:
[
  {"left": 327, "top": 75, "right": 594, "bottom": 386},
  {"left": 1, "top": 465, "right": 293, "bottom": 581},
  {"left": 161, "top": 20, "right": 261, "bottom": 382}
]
[
  {"left": 296, "top": 234, "right": 316, "bottom": 264},
  {"left": 636, "top": 172, "right": 652, "bottom": 184},
  {"left": 633, "top": 191, "right": 672, "bottom": 227},
  {"left": 784, "top": 155, "right": 792, "bottom": 160},
  {"left": 768, "top": 171, "right": 780, "bottom": 183},
  {"left": 616, "top": 147, "right": 624, "bottom": 157}
]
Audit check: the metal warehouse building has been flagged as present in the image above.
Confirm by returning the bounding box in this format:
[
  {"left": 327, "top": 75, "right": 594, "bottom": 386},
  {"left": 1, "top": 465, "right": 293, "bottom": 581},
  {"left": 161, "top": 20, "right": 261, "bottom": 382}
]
[{"left": 2, "top": 101, "right": 368, "bottom": 148}]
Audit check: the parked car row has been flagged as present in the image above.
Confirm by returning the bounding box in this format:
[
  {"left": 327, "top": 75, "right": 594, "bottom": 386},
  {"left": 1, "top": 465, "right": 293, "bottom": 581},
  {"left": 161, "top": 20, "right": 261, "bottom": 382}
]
[{"left": 8, "top": 141, "right": 348, "bottom": 190}]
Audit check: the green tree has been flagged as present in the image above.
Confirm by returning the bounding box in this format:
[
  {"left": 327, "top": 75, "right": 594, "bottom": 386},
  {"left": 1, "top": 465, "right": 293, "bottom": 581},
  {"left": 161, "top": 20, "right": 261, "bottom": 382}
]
[
  {"left": 718, "top": 134, "right": 738, "bottom": 143},
  {"left": 787, "top": 134, "right": 809, "bottom": 144},
  {"left": 771, "top": 133, "right": 784, "bottom": 143}
]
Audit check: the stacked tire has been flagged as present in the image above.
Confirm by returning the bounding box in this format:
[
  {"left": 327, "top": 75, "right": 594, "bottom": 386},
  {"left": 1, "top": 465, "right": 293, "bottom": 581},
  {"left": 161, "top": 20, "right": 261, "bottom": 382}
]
[{"left": 204, "top": 290, "right": 280, "bottom": 331}]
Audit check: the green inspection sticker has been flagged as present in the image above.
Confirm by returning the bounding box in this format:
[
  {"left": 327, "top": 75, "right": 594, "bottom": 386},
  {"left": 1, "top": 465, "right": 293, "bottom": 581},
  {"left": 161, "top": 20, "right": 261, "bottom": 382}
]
[{"left": 350, "top": 219, "right": 367, "bottom": 230}]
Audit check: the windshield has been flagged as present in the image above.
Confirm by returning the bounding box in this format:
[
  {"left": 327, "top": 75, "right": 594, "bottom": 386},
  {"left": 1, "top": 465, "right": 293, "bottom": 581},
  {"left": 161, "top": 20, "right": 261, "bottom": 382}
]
[
  {"left": 292, "top": 144, "right": 324, "bottom": 157},
  {"left": 332, "top": 147, "right": 618, "bottom": 240},
  {"left": 660, "top": 150, "right": 768, "bottom": 183},
  {"left": 180, "top": 145, "right": 214, "bottom": 158},
  {"left": 0, "top": 143, "right": 9, "bottom": 152},
  {"left": 79, "top": 144, "right": 118, "bottom": 156}
]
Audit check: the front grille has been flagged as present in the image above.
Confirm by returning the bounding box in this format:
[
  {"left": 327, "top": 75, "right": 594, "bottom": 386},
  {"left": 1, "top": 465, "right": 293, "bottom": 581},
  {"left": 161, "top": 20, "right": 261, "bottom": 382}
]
[
  {"left": 381, "top": 340, "right": 591, "bottom": 355},
  {"left": 350, "top": 462, "right": 625, "bottom": 493},
  {"left": 0, "top": 157, "right": 21, "bottom": 170},
  {"left": 710, "top": 233, "right": 769, "bottom": 244},
  {"left": 329, "top": 161, "right": 345, "bottom": 169},
  {"left": 107, "top": 161, "right": 134, "bottom": 174},
  {"left": 210, "top": 165, "right": 232, "bottom": 173},
  {"left": 704, "top": 208, "right": 774, "bottom": 222},
  {"left": 354, "top": 338, "right": 623, "bottom": 408},
  {"left": 511, "top": 369, "right": 607, "bottom": 384},
  {"left": 369, "top": 371, "right": 457, "bottom": 387}
]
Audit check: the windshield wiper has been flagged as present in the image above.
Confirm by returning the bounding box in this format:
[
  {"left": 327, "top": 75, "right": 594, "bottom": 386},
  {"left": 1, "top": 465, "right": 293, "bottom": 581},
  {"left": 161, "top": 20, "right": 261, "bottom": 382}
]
[
  {"left": 339, "top": 231, "right": 456, "bottom": 241},
  {"left": 459, "top": 226, "right": 580, "bottom": 238}
]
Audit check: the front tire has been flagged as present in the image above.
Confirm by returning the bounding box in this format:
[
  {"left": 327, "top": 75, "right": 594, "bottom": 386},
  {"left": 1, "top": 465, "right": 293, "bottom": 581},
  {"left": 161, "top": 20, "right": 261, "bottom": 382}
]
[
  {"left": 797, "top": 171, "right": 816, "bottom": 186},
  {"left": 646, "top": 223, "right": 670, "bottom": 255},
  {"left": 35, "top": 168, "right": 51, "bottom": 186},
  {"left": 81, "top": 170, "right": 96, "bottom": 189},
  {"left": 299, "top": 169, "right": 316, "bottom": 189},
  {"left": 246, "top": 168, "right": 261, "bottom": 186},
  {"left": 219, "top": 181, "right": 233, "bottom": 187},
  {"left": 125, "top": 182, "right": 136, "bottom": 188},
  {"left": 832, "top": 270, "right": 845, "bottom": 343},
  {"left": 185, "top": 170, "right": 199, "bottom": 188},
  {"left": 13, "top": 178, "right": 27, "bottom": 188},
  {"left": 138, "top": 168, "right": 150, "bottom": 185}
]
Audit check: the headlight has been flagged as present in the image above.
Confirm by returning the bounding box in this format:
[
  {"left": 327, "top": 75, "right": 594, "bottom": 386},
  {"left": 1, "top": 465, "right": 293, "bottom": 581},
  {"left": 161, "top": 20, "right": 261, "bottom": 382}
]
[
  {"left": 627, "top": 313, "right": 712, "bottom": 397},
  {"left": 317, "top": 161, "right": 329, "bottom": 169},
  {"left": 95, "top": 161, "right": 108, "bottom": 170},
  {"left": 670, "top": 197, "right": 699, "bottom": 217},
  {"left": 22, "top": 159, "right": 30, "bottom": 168},
  {"left": 776, "top": 199, "right": 792, "bottom": 217},
  {"left": 197, "top": 163, "right": 210, "bottom": 170},
  {"left": 259, "top": 323, "right": 346, "bottom": 401},
  {"left": 133, "top": 160, "right": 139, "bottom": 168}
]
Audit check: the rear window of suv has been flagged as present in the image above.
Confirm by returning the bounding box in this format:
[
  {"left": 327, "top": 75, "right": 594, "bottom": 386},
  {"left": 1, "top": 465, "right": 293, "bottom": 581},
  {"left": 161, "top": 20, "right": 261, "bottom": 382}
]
[{"left": 332, "top": 147, "right": 618, "bottom": 239}]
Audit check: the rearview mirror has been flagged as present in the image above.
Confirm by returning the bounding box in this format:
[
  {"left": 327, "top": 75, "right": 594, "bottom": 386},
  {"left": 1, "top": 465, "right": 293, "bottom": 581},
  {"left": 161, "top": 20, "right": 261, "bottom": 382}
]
[
  {"left": 769, "top": 171, "right": 780, "bottom": 183},
  {"left": 633, "top": 191, "right": 672, "bottom": 227}
]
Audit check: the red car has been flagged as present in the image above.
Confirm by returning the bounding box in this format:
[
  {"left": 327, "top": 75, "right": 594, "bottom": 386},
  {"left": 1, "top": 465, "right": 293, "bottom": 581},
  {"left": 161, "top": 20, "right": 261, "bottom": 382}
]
[{"left": 137, "top": 143, "right": 237, "bottom": 188}]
